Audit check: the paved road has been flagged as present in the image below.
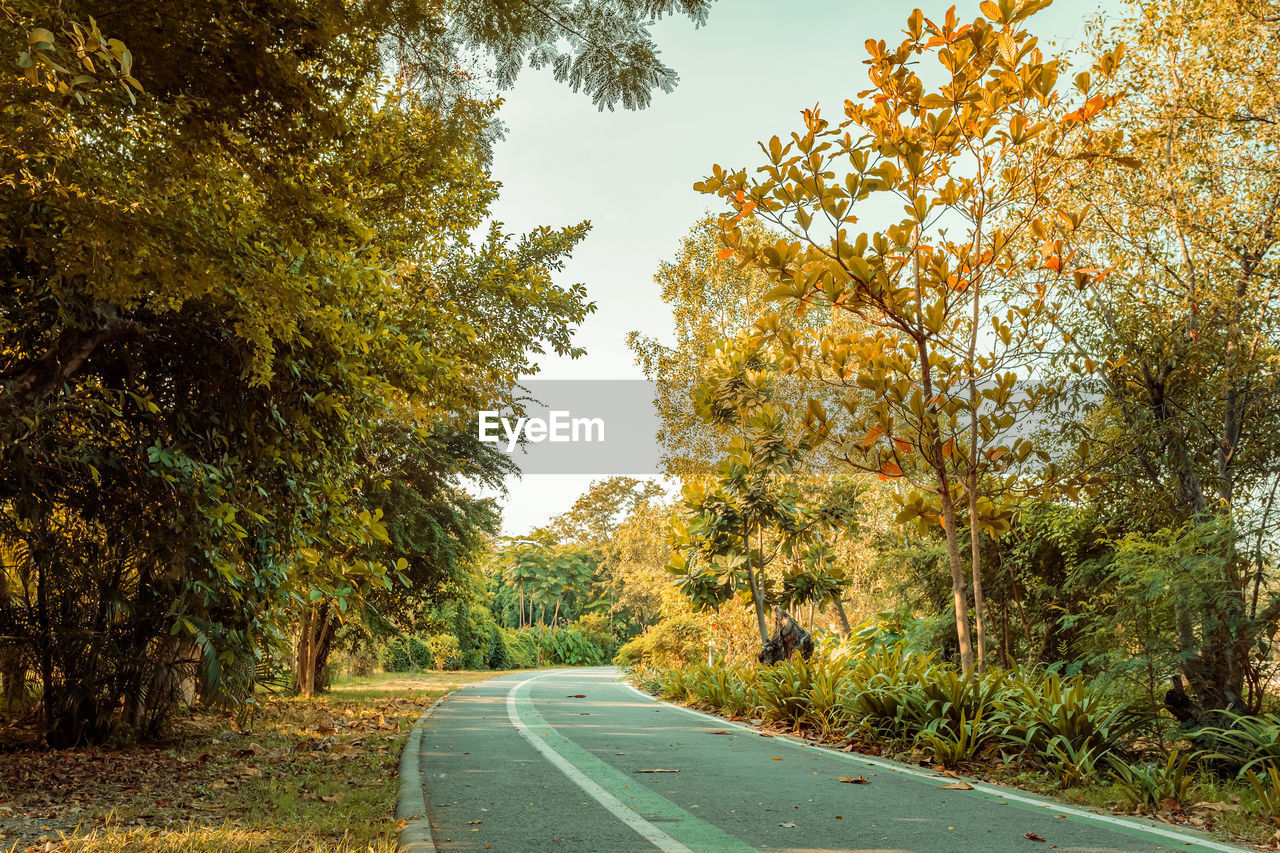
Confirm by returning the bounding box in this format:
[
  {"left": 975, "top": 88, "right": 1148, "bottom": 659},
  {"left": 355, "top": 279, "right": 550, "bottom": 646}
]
[{"left": 416, "top": 667, "right": 1247, "bottom": 853}]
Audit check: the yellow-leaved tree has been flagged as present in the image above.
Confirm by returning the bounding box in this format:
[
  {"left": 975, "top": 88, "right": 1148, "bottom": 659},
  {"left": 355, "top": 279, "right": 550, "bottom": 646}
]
[{"left": 696, "top": 1, "right": 1126, "bottom": 672}]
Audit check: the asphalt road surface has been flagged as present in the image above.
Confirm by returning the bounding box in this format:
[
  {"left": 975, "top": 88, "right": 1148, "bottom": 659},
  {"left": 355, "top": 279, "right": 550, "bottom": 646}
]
[{"left": 417, "top": 667, "right": 1248, "bottom": 853}]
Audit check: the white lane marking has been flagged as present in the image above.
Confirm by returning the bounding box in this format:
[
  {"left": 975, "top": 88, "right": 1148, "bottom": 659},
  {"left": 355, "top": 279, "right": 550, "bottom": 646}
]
[
  {"left": 507, "top": 671, "right": 694, "bottom": 853},
  {"left": 616, "top": 678, "right": 1250, "bottom": 853}
]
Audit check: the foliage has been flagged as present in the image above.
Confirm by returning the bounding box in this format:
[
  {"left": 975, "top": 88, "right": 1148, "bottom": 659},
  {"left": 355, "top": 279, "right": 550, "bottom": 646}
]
[
  {"left": 684, "top": 661, "right": 759, "bottom": 718},
  {"left": 530, "top": 625, "right": 606, "bottom": 667},
  {"left": 451, "top": 0, "right": 717, "bottom": 110},
  {"left": 917, "top": 710, "right": 1000, "bottom": 769},
  {"left": 628, "top": 214, "right": 787, "bottom": 480},
  {"left": 998, "top": 671, "right": 1139, "bottom": 757},
  {"left": 503, "top": 628, "right": 540, "bottom": 670},
  {"left": 614, "top": 613, "right": 709, "bottom": 669},
  {"left": 1200, "top": 712, "right": 1280, "bottom": 777},
  {"left": 0, "top": 0, "right": 720, "bottom": 743},
  {"left": 428, "top": 634, "right": 462, "bottom": 671},
  {"left": 486, "top": 626, "right": 513, "bottom": 671},
  {"left": 666, "top": 334, "right": 859, "bottom": 644},
  {"left": 1246, "top": 765, "right": 1280, "bottom": 819},
  {"left": 696, "top": 1, "right": 1126, "bottom": 673},
  {"left": 1043, "top": 0, "right": 1280, "bottom": 716},
  {"left": 1109, "top": 750, "right": 1197, "bottom": 811},
  {"left": 757, "top": 658, "right": 814, "bottom": 727}
]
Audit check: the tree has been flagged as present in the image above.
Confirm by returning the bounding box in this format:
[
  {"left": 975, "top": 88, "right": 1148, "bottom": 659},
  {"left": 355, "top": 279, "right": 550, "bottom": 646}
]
[
  {"left": 1048, "top": 0, "right": 1280, "bottom": 715},
  {"left": 666, "top": 335, "right": 858, "bottom": 647},
  {"left": 629, "top": 215, "right": 785, "bottom": 479},
  {"left": 292, "top": 422, "right": 512, "bottom": 697},
  {"left": 695, "top": 1, "right": 1123, "bottom": 672},
  {"left": 450, "top": 0, "right": 718, "bottom": 111},
  {"left": 2, "top": 0, "right": 690, "bottom": 740}
]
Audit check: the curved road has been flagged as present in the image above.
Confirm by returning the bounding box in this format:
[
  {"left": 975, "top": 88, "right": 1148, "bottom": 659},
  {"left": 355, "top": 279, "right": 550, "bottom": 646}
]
[{"left": 414, "top": 667, "right": 1248, "bottom": 853}]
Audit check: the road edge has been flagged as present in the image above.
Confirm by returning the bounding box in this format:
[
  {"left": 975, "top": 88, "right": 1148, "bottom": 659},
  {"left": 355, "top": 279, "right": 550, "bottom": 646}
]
[{"left": 396, "top": 692, "right": 450, "bottom": 853}]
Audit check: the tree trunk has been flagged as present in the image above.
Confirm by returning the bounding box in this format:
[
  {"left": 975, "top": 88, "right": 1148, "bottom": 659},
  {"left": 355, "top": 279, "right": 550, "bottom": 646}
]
[
  {"left": 938, "top": 482, "right": 975, "bottom": 673},
  {"left": 830, "top": 598, "right": 851, "bottom": 638},
  {"left": 744, "top": 520, "right": 769, "bottom": 645},
  {"left": 913, "top": 225, "right": 973, "bottom": 674},
  {"left": 35, "top": 544, "right": 56, "bottom": 744},
  {"left": 295, "top": 602, "right": 335, "bottom": 698},
  {"left": 966, "top": 216, "right": 987, "bottom": 675},
  {"left": 968, "top": 512, "right": 987, "bottom": 675}
]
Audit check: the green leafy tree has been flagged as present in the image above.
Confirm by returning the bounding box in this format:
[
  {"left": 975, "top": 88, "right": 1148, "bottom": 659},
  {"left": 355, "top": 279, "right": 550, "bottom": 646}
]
[
  {"left": 667, "top": 335, "right": 858, "bottom": 646},
  {"left": 1045, "top": 0, "right": 1280, "bottom": 715}
]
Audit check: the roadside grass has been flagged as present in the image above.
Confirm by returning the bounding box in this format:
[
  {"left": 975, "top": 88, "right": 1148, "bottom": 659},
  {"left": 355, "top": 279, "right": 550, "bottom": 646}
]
[{"left": 1, "top": 670, "right": 506, "bottom": 853}]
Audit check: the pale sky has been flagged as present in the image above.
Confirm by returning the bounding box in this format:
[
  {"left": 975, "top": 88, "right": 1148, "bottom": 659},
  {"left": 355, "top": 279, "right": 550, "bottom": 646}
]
[{"left": 482, "top": 0, "right": 1106, "bottom": 535}]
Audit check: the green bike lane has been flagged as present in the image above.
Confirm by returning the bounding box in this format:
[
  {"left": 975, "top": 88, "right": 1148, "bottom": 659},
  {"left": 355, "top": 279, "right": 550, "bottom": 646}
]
[{"left": 418, "top": 667, "right": 1250, "bottom": 853}]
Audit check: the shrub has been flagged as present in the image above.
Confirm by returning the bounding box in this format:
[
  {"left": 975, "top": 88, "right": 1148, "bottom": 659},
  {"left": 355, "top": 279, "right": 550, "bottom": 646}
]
[
  {"left": 1109, "top": 750, "right": 1197, "bottom": 810},
  {"left": 916, "top": 710, "right": 1000, "bottom": 768},
  {"left": 428, "top": 634, "right": 461, "bottom": 670},
  {"left": 380, "top": 637, "right": 415, "bottom": 672},
  {"left": 803, "top": 659, "right": 847, "bottom": 737},
  {"left": 504, "top": 629, "right": 539, "bottom": 669},
  {"left": 535, "top": 626, "right": 605, "bottom": 666},
  {"left": 408, "top": 636, "right": 431, "bottom": 669},
  {"left": 655, "top": 667, "right": 692, "bottom": 702},
  {"left": 837, "top": 648, "right": 936, "bottom": 737},
  {"left": 613, "top": 614, "right": 707, "bottom": 669},
  {"left": 1246, "top": 765, "right": 1280, "bottom": 818},
  {"left": 1199, "top": 712, "right": 1280, "bottom": 776},
  {"left": 685, "top": 661, "right": 759, "bottom": 718},
  {"left": 758, "top": 658, "right": 814, "bottom": 728},
  {"left": 998, "top": 671, "right": 1139, "bottom": 758},
  {"left": 348, "top": 646, "right": 376, "bottom": 678},
  {"left": 916, "top": 667, "right": 1010, "bottom": 735},
  {"left": 487, "top": 626, "right": 512, "bottom": 670}
]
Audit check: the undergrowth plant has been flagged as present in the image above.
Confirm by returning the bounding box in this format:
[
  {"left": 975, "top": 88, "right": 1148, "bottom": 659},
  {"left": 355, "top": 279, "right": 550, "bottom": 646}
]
[
  {"left": 1109, "top": 750, "right": 1197, "bottom": 810},
  {"left": 916, "top": 710, "right": 1000, "bottom": 768},
  {"left": 757, "top": 658, "right": 814, "bottom": 727},
  {"left": 1200, "top": 712, "right": 1280, "bottom": 776}
]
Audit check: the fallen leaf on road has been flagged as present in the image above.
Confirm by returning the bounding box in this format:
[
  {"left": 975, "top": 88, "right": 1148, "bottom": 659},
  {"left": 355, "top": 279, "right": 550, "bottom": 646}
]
[
  {"left": 1025, "top": 833, "right": 1046, "bottom": 842},
  {"left": 771, "top": 757, "right": 783, "bottom": 761},
  {"left": 634, "top": 769, "right": 679, "bottom": 774},
  {"left": 759, "top": 732, "right": 774, "bottom": 738},
  {"left": 839, "top": 776, "right": 869, "bottom": 784},
  {"left": 940, "top": 782, "right": 974, "bottom": 790},
  {"left": 468, "top": 820, "right": 482, "bottom": 825},
  {"left": 567, "top": 695, "right": 587, "bottom": 698},
  {"left": 779, "top": 822, "right": 796, "bottom": 828},
  {"left": 709, "top": 731, "right": 732, "bottom": 735}
]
